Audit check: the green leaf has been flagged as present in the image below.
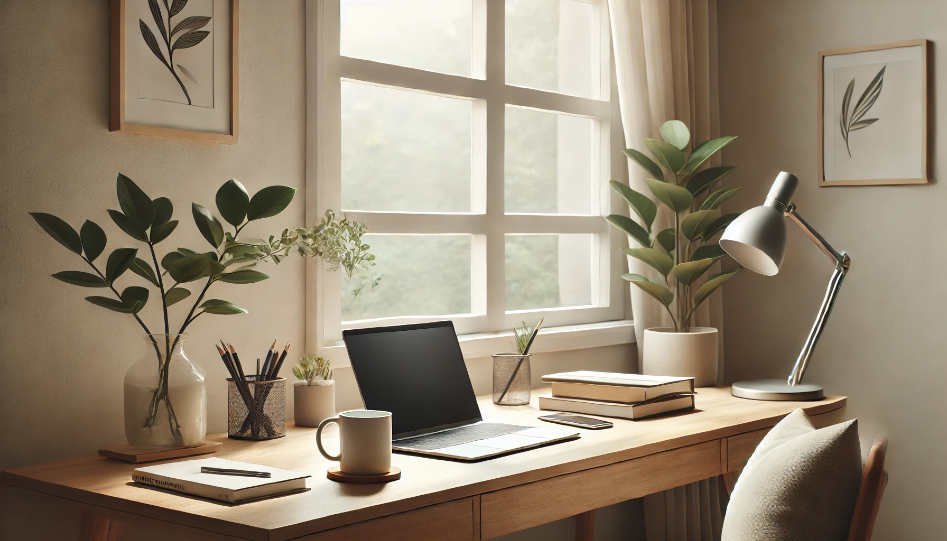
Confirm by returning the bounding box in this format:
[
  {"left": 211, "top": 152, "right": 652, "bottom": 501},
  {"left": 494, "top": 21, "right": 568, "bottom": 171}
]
[
  {"left": 680, "top": 136, "right": 738, "bottom": 179},
  {"left": 152, "top": 197, "right": 173, "bottom": 226},
  {"left": 192, "top": 203, "right": 225, "bottom": 248},
  {"left": 80, "top": 220, "right": 107, "bottom": 261},
  {"left": 165, "top": 287, "right": 191, "bottom": 307},
  {"left": 701, "top": 187, "right": 742, "bottom": 211},
  {"left": 161, "top": 251, "right": 185, "bottom": 271},
  {"left": 120, "top": 286, "right": 149, "bottom": 313},
  {"left": 606, "top": 214, "right": 651, "bottom": 247},
  {"left": 644, "top": 139, "right": 686, "bottom": 174},
  {"left": 85, "top": 296, "right": 142, "bottom": 313},
  {"left": 622, "top": 274, "right": 674, "bottom": 307},
  {"left": 52, "top": 271, "right": 108, "bottom": 288},
  {"left": 216, "top": 179, "right": 250, "bottom": 228},
  {"left": 622, "top": 148, "right": 664, "bottom": 182},
  {"left": 199, "top": 299, "right": 248, "bottom": 315},
  {"left": 693, "top": 244, "right": 728, "bottom": 261},
  {"left": 206, "top": 260, "right": 226, "bottom": 278},
  {"left": 702, "top": 213, "right": 741, "bottom": 241},
  {"left": 660, "top": 120, "right": 690, "bottom": 151},
  {"left": 129, "top": 257, "right": 160, "bottom": 287},
  {"left": 246, "top": 186, "right": 296, "bottom": 221},
  {"left": 693, "top": 269, "right": 741, "bottom": 308},
  {"left": 108, "top": 210, "right": 149, "bottom": 242},
  {"left": 609, "top": 180, "right": 656, "bottom": 233},
  {"left": 167, "top": 254, "right": 213, "bottom": 283},
  {"left": 646, "top": 179, "right": 693, "bottom": 212},
  {"left": 29, "top": 213, "right": 82, "bottom": 254},
  {"left": 685, "top": 166, "right": 735, "bottom": 198},
  {"left": 653, "top": 228, "right": 676, "bottom": 255},
  {"left": 105, "top": 248, "right": 138, "bottom": 283},
  {"left": 177, "top": 248, "right": 198, "bottom": 256},
  {"left": 116, "top": 173, "right": 155, "bottom": 231},
  {"left": 150, "top": 220, "right": 178, "bottom": 244},
  {"left": 622, "top": 247, "right": 674, "bottom": 278},
  {"left": 681, "top": 209, "right": 721, "bottom": 241},
  {"left": 217, "top": 269, "right": 270, "bottom": 284},
  {"left": 671, "top": 259, "right": 716, "bottom": 286}
]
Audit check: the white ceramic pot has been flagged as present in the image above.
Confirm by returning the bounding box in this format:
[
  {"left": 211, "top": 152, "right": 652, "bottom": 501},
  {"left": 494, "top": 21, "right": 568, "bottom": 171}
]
[
  {"left": 293, "top": 381, "right": 335, "bottom": 427},
  {"left": 642, "top": 327, "right": 718, "bottom": 387}
]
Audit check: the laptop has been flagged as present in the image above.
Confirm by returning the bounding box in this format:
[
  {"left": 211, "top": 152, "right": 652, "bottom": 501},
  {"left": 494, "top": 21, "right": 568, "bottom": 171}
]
[{"left": 343, "top": 321, "right": 580, "bottom": 460}]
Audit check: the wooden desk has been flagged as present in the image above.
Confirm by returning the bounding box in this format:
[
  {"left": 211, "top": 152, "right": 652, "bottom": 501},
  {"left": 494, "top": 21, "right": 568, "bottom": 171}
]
[{"left": 3, "top": 387, "right": 845, "bottom": 541}]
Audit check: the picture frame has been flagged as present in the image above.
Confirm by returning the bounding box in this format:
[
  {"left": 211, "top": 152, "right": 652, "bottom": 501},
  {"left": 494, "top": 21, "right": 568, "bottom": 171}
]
[
  {"left": 818, "top": 39, "right": 928, "bottom": 186},
  {"left": 110, "top": 0, "right": 239, "bottom": 144}
]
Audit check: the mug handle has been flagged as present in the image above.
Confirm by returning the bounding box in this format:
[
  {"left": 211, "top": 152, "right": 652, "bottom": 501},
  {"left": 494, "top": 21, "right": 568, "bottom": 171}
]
[{"left": 316, "top": 416, "right": 341, "bottom": 461}]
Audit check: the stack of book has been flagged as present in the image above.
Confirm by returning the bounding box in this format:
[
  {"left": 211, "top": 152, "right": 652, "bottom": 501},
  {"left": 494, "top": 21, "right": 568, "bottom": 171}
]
[{"left": 538, "top": 371, "right": 696, "bottom": 420}]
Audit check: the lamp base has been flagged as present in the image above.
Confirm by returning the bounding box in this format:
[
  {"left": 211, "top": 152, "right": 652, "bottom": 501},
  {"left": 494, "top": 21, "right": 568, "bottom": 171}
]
[{"left": 731, "top": 379, "right": 824, "bottom": 401}]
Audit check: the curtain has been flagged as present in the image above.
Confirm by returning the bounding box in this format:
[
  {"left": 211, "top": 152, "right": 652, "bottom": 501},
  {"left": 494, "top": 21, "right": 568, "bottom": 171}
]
[{"left": 608, "top": 0, "right": 728, "bottom": 539}]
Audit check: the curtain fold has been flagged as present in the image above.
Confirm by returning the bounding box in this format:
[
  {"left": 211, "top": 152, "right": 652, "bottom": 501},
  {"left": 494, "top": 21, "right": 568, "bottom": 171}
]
[{"left": 609, "top": 0, "right": 727, "bottom": 539}]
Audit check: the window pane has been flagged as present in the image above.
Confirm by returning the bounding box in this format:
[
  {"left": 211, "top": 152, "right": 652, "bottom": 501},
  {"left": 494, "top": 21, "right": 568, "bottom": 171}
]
[
  {"left": 506, "top": 0, "right": 597, "bottom": 98},
  {"left": 341, "top": 0, "right": 472, "bottom": 77},
  {"left": 342, "top": 82, "right": 472, "bottom": 213},
  {"left": 505, "top": 234, "right": 593, "bottom": 311},
  {"left": 343, "top": 235, "right": 472, "bottom": 321},
  {"left": 505, "top": 106, "right": 594, "bottom": 214}
]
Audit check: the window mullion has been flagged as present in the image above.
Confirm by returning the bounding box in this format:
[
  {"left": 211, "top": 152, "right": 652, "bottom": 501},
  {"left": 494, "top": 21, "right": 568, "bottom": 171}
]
[{"left": 484, "top": 0, "right": 506, "bottom": 332}]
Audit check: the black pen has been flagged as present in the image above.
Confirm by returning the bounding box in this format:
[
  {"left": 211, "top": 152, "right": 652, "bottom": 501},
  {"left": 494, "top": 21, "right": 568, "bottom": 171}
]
[{"left": 200, "top": 466, "right": 271, "bottom": 479}]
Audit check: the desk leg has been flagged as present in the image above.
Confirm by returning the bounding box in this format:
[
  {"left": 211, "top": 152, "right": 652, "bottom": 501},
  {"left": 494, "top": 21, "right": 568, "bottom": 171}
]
[
  {"left": 575, "top": 510, "right": 595, "bottom": 541},
  {"left": 81, "top": 512, "right": 125, "bottom": 541}
]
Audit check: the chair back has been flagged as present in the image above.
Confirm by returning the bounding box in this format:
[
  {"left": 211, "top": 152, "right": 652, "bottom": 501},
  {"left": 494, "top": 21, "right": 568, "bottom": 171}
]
[{"left": 847, "top": 437, "right": 889, "bottom": 541}]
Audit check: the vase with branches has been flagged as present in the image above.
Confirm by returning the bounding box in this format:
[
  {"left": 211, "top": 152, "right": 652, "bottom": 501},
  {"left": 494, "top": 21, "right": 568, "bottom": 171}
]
[
  {"left": 31, "top": 174, "right": 374, "bottom": 447},
  {"left": 606, "top": 121, "right": 744, "bottom": 385}
]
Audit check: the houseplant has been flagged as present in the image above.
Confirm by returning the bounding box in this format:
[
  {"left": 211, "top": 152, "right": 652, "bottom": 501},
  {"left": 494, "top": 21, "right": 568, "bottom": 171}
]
[
  {"left": 31, "top": 174, "right": 374, "bottom": 447},
  {"left": 606, "top": 120, "right": 743, "bottom": 386},
  {"left": 292, "top": 354, "right": 334, "bottom": 427}
]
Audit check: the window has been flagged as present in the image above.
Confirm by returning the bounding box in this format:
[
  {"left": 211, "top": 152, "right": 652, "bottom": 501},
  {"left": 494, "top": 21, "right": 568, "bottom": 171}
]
[{"left": 308, "top": 0, "right": 628, "bottom": 364}]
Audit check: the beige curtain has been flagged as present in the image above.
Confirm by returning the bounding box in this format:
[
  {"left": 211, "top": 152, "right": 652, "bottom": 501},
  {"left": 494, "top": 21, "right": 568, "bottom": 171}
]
[{"left": 608, "top": 0, "right": 728, "bottom": 539}]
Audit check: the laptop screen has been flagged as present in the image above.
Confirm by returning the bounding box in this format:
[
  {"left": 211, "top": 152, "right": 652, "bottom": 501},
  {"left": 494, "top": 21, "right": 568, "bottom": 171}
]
[{"left": 343, "top": 321, "right": 483, "bottom": 438}]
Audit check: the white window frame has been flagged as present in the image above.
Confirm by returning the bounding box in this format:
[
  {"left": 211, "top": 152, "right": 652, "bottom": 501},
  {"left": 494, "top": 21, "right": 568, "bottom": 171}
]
[{"left": 306, "top": 0, "right": 632, "bottom": 367}]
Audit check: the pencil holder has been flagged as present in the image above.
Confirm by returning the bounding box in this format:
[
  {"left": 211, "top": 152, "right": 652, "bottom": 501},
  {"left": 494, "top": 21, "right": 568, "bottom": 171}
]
[
  {"left": 492, "top": 353, "right": 531, "bottom": 406},
  {"left": 228, "top": 376, "right": 286, "bottom": 441}
]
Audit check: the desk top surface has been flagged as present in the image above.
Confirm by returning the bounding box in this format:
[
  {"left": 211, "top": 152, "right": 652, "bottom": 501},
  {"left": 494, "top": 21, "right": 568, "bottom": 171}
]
[{"left": 4, "top": 387, "right": 845, "bottom": 540}]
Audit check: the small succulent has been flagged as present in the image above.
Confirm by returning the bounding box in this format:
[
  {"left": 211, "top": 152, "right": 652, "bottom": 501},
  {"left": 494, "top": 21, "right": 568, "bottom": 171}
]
[{"left": 293, "top": 354, "right": 331, "bottom": 385}]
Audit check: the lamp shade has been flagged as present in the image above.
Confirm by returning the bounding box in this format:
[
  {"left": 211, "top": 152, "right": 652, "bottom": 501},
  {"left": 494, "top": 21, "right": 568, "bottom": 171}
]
[
  {"left": 719, "top": 171, "right": 799, "bottom": 276},
  {"left": 719, "top": 206, "right": 786, "bottom": 275}
]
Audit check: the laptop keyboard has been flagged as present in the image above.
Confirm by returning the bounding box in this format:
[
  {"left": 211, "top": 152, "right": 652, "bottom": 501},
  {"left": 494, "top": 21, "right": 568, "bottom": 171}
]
[{"left": 393, "top": 423, "right": 531, "bottom": 451}]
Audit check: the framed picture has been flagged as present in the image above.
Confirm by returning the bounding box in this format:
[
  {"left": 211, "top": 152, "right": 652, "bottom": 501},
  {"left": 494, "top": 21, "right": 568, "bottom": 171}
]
[
  {"left": 819, "top": 39, "right": 928, "bottom": 186},
  {"left": 110, "top": 0, "right": 238, "bottom": 144}
]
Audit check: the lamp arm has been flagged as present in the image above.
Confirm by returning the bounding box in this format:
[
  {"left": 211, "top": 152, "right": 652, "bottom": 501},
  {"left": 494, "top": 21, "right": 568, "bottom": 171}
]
[{"left": 785, "top": 204, "right": 852, "bottom": 386}]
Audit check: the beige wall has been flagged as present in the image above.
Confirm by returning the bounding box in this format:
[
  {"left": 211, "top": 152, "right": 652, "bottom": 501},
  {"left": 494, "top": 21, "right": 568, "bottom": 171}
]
[
  {"left": 0, "top": 1, "right": 638, "bottom": 538},
  {"left": 718, "top": 1, "right": 947, "bottom": 538}
]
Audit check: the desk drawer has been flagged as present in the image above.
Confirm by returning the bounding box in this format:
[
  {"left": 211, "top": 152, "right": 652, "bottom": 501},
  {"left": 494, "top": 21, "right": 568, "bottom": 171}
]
[
  {"left": 299, "top": 497, "right": 476, "bottom": 541},
  {"left": 727, "top": 428, "right": 769, "bottom": 472},
  {"left": 481, "top": 441, "right": 720, "bottom": 540}
]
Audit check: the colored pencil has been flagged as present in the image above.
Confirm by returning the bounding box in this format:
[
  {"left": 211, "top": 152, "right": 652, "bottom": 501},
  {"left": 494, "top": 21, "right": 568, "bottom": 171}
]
[
  {"left": 270, "top": 343, "right": 290, "bottom": 379},
  {"left": 228, "top": 344, "right": 246, "bottom": 381}
]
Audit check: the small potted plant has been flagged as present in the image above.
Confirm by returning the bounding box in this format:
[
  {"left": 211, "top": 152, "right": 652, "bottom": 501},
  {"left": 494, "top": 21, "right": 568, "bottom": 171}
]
[
  {"left": 493, "top": 318, "right": 543, "bottom": 406},
  {"left": 606, "top": 120, "right": 744, "bottom": 386},
  {"left": 293, "top": 355, "right": 335, "bottom": 427}
]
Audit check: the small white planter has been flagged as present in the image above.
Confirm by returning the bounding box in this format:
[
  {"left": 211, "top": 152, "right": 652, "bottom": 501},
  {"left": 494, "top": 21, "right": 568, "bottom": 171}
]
[
  {"left": 293, "top": 381, "right": 335, "bottom": 427},
  {"left": 642, "top": 327, "right": 718, "bottom": 387}
]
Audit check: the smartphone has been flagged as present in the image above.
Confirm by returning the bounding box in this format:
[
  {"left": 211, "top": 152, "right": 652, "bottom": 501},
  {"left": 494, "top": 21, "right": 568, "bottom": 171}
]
[{"left": 538, "top": 413, "right": 613, "bottom": 429}]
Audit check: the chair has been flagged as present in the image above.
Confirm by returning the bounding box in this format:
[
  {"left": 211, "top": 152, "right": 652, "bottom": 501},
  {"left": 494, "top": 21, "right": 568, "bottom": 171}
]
[{"left": 724, "top": 436, "right": 889, "bottom": 541}]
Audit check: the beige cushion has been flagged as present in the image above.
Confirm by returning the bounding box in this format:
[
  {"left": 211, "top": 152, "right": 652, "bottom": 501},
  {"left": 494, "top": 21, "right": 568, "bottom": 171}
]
[{"left": 722, "top": 408, "right": 862, "bottom": 541}]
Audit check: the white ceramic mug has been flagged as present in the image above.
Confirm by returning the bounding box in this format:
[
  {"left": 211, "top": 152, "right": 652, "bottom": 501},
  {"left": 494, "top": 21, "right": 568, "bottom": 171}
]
[{"left": 316, "top": 410, "right": 392, "bottom": 475}]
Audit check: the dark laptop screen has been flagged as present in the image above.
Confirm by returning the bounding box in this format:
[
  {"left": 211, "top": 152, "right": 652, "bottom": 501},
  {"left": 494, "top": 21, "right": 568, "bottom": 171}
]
[{"left": 343, "top": 321, "right": 482, "bottom": 438}]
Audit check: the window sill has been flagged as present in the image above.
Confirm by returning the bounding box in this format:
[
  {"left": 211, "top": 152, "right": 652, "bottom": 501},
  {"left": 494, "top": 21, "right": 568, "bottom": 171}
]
[{"left": 320, "top": 320, "right": 636, "bottom": 368}]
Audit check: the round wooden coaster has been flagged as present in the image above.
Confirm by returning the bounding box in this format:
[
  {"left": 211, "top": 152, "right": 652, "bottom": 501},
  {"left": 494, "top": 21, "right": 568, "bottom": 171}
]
[{"left": 326, "top": 466, "right": 401, "bottom": 484}]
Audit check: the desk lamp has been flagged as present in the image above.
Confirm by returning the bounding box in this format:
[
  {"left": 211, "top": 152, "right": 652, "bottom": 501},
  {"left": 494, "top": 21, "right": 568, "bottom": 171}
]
[{"left": 719, "top": 172, "right": 850, "bottom": 400}]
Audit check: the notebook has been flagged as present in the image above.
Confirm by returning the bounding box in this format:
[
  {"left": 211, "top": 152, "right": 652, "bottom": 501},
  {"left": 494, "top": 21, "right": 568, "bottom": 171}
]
[
  {"left": 542, "top": 371, "right": 695, "bottom": 403},
  {"left": 133, "top": 457, "right": 310, "bottom": 503}
]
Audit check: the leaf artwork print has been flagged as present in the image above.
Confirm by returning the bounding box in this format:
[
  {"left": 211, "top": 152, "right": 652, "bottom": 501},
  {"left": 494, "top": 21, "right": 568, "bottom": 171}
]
[
  {"left": 139, "top": 0, "right": 211, "bottom": 105},
  {"left": 839, "top": 65, "right": 885, "bottom": 157}
]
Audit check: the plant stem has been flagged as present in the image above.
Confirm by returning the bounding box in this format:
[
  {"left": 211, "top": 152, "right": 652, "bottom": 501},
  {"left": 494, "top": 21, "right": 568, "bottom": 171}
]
[{"left": 673, "top": 211, "right": 682, "bottom": 332}]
